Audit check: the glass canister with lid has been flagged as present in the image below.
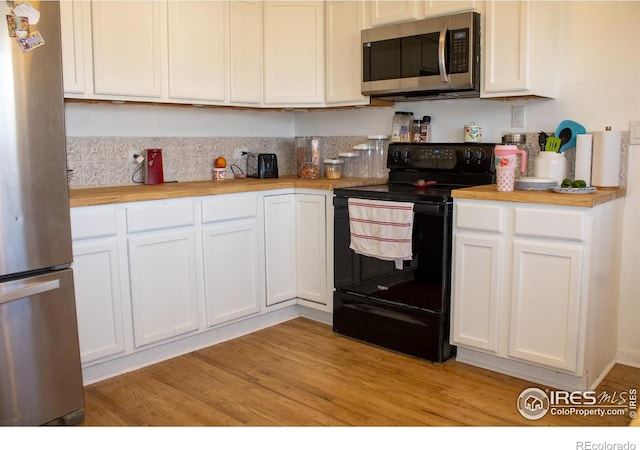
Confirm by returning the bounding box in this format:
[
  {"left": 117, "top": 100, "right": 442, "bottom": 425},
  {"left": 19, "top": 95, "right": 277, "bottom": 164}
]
[
  {"left": 338, "top": 151, "right": 358, "bottom": 178},
  {"left": 296, "top": 136, "right": 322, "bottom": 179},
  {"left": 323, "top": 158, "right": 344, "bottom": 179},
  {"left": 353, "top": 143, "right": 372, "bottom": 178},
  {"left": 368, "top": 134, "right": 390, "bottom": 179}
]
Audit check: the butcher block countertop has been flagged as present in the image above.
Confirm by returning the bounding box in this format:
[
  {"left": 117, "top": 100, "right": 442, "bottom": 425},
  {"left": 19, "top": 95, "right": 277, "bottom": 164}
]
[
  {"left": 452, "top": 185, "right": 625, "bottom": 207},
  {"left": 69, "top": 176, "right": 387, "bottom": 207}
]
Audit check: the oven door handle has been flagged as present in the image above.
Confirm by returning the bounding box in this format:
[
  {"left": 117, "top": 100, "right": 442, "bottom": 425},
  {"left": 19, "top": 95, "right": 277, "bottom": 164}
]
[
  {"left": 334, "top": 197, "right": 448, "bottom": 216},
  {"left": 342, "top": 302, "right": 427, "bottom": 326}
]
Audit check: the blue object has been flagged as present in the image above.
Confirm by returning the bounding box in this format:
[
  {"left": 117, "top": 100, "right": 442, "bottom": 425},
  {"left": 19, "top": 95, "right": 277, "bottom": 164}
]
[{"left": 555, "top": 120, "right": 586, "bottom": 153}]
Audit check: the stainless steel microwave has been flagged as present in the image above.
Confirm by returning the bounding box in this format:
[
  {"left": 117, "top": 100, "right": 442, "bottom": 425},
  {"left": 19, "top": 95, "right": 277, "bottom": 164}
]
[{"left": 361, "top": 12, "right": 480, "bottom": 100}]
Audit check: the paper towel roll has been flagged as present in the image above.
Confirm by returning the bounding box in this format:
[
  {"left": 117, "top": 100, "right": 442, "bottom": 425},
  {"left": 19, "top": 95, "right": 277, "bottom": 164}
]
[
  {"left": 591, "top": 129, "right": 621, "bottom": 187},
  {"left": 574, "top": 134, "right": 593, "bottom": 185}
]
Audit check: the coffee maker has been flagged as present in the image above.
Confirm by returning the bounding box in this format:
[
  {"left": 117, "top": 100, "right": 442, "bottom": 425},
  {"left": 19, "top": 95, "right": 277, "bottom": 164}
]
[{"left": 144, "top": 149, "right": 164, "bottom": 185}]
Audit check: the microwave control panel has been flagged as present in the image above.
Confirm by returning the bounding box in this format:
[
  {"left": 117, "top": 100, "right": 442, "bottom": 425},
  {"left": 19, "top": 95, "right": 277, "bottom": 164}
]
[{"left": 449, "top": 28, "right": 469, "bottom": 74}]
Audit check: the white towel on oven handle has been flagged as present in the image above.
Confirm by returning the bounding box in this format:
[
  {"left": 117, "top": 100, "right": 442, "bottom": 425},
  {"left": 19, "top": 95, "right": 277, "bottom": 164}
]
[{"left": 347, "top": 198, "right": 414, "bottom": 270}]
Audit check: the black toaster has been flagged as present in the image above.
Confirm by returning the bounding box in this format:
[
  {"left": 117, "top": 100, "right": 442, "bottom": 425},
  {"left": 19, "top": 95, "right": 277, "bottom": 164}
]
[{"left": 247, "top": 153, "right": 278, "bottom": 179}]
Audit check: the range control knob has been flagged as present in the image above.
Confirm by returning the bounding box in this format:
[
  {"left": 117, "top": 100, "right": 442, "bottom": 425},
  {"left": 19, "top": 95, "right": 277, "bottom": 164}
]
[
  {"left": 390, "top": 148, "right": 401, "bottom": 161},
  {"left": 401, "top": 149, "right": 411, "bottom": 161},
  {"left": 464, "top": 149, "right": 473, "bottom": 162},
  {"left": 475, "top": 149, "right": 485, "bottom": 162}
]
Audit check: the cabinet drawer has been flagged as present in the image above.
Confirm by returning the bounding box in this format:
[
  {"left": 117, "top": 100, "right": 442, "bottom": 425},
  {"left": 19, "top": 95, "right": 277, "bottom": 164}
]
[
  {"left": 202, "top": 194, "right": 257, "bottom": 223},
  {"left": 71, "top": 206, "right": 118, "bottom": 239},
  {"left": 455, "top": 202, "right": 504, "bottom": 233},
  {"left": 126, "top": 199, "right": 194, "bottom": 233},
  {"left": 514, "top": 207, "right": 586, "bottom": 241}
]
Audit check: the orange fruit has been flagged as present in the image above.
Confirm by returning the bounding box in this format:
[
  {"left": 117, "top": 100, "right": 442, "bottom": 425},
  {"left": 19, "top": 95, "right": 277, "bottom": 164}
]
[{"left": 214, "top": 156, "right": 227, "bottom": 168}]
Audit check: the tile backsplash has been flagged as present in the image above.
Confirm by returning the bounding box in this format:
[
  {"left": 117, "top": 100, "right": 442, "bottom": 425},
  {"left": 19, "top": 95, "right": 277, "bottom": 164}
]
[
  {"left": 66, "top": 132, "right": 628, "bottom": 189},
  {"left": 66, "top": 136, "right": 369, "bottom": 188}
]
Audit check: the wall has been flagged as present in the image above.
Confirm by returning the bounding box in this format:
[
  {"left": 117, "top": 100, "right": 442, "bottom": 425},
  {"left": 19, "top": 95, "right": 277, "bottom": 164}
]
[{"left": 65, "top": 1, "right": 640, "bottom": 365}]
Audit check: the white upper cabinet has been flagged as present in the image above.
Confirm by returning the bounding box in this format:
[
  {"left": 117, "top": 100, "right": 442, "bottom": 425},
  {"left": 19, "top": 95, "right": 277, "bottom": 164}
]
[
  {"left": 481, "top": 0, "right": 559, "bottom": 98},
  {"left": 263, "top": 1, "right": 325, "bottom": 106},
  {"left": 229, "top": 1, "right": 263, "bottom": 105},
  {"left": 91, "top": 1, "right": 164, "bottom": 98},
  {"left": 325, "top": 1, "right": 368, "bottom": 106},
  {"left": 60, "top": 0, "right": 373, "bottom": 107},
  {"left": 60, "top": 1, "right": 91, "bottom": 95},
  {"left": 423, "top": 0, "right": 480, "bottom": 17},
  {"left": 167, "top": 1, "right": 227, "bottom": 102},
  {"left": 366, "top": 1, "right": 424, "bottom": 26}
]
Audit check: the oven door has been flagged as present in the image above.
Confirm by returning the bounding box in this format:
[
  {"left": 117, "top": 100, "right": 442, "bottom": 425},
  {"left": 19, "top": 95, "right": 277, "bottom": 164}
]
[{"left": 333, "top": 196, "right": 452, "bottom": 314}]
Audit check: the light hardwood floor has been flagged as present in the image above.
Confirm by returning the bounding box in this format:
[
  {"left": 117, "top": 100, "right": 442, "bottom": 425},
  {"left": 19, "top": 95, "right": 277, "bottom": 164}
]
[{"left": 80, "top": 318, "right": 639, "bottom": 427}]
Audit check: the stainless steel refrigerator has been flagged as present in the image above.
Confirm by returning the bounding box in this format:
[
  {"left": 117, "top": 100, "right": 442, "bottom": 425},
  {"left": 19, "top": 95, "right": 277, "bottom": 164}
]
[{"left": 0, "top": 0, "right": 84, "bottom": 425}]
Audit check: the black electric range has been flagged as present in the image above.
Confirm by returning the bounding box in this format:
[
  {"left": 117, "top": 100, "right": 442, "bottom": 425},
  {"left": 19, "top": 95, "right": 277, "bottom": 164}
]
[{"left": 333, "top": 142, "right": 496, "bottom": 363}]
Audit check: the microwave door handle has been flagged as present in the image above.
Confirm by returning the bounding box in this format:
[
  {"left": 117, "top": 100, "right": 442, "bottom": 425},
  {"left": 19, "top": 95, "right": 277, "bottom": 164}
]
[{"left": 438, "top": 22, "right": 449, "bottom": 82}]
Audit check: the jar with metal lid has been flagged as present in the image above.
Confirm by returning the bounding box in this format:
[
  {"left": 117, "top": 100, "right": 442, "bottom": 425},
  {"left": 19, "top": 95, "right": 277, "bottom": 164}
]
[
  {"left": 338, "top": 152, "right": 358, "bottom": 178},
  {"left": 323, "top": 158, "right": 344, "bottom": 179},
  {"left": 502, "top": 133, "right": 528, "bottom": 176}
]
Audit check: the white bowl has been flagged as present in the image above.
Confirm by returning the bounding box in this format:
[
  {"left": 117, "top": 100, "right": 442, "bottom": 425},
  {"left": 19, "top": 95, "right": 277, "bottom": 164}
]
[{"left": 514, "top": 177, "right": 558, "bottom": 191}]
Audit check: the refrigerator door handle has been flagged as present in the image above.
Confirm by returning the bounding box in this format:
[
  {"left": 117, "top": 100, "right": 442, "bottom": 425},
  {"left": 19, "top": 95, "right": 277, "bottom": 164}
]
[{"left": 0, "top": 278, "right": 60, "bottom": 305}]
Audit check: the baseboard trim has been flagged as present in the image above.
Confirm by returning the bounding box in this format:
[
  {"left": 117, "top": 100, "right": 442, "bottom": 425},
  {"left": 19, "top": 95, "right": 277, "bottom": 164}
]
[{"left": 82, "top": 305, "right": 328, "bottom": 385}]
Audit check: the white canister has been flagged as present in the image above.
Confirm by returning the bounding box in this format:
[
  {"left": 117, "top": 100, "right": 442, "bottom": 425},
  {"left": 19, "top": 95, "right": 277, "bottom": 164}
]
[
  {"left": 212, "top": 167, "right": 226, "bottom": 180},
  {"left": 534, "top": 152, "right": 567, "bottom": 185},
  {"left": 464, "top": 122, "right": 482, "bottom": 142}
]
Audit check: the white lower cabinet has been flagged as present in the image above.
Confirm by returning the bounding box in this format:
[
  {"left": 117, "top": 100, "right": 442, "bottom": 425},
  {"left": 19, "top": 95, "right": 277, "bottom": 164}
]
[
  {"left": 451, "top": 198, "right": 623, "bottom": 390},
  {"left": 452, "top": 234, "right": 503, "bottom": 354},
  {"left": 509, "top": 240, "right": 583, "bottom": 372},
  {"left": 71, "top": 189, "right": 333, "bottom": 382},
  {"left": 127, "top": 229, "right": 199, "bottom": 348},
  {"left": 264, "top": 194, "right": 298, "bottom": 305},
  {"left": 201, "top": 193, "right": 262, "bottom": 326},
  {"left": 72, "top": 238, "right": 125, "bottom": 363},
  {"left": 263, "top": 192, "right": 331, "bottom": 310},
  {"left": 71, "top": 206, "right": 126, "bottom": 365}
]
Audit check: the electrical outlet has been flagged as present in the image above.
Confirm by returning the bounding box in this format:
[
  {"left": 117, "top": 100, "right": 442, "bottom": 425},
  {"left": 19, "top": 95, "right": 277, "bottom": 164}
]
[
  {"left": 511, "top": 105, "right": 525, "bottom": 128},
  {"left": 234, "top": 148, "right": 247, "bottom": 159}
]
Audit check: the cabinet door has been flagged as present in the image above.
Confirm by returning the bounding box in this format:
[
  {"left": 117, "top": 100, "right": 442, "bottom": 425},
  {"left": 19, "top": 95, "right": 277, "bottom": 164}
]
[
  {"left": 60, "top": 0, "right": 91, "bottom": 95},
  {"left": 128, "top": 230, "right": 199, "bottom": 347},
  {"left": 167, "top": 1, "right": 227, "bottom": 102},
  {"left": 264, "top": 195, "right": 297, "bottom": 305},
  {"left": 296, "top": 194, "right": 327, "bottom": 304},
  {"left": 202, "top": 220, "right": 261, "bottom": 326},
  {"left": 92, "top": 1, "right": 163, "bottom": 98},
  {"left": 423, "top": 0, "right": 479, "bottom": 17},
  {"left": 451, "top": 234, "right": 503, "bottom": 353},
  {"left": 325, "top": 1, "right": 368, "bottom": 105},
  {"left": 72, "top": 239, "right": 125, "bottom": 364},
  {"left": 263, "top": 1, "right": 324, "bottom": 105},
  {"left": 367, "top": 1, "right": 423, "bottom": 26},
  {"left": 509, "top": 240, "right": 583, "bottom": 373},
  {"left": 482, "top": 1, "right": 558, "bottom": 98},
  {"left": 229, "top": 1, "right": 262, "bottom": 105}
]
